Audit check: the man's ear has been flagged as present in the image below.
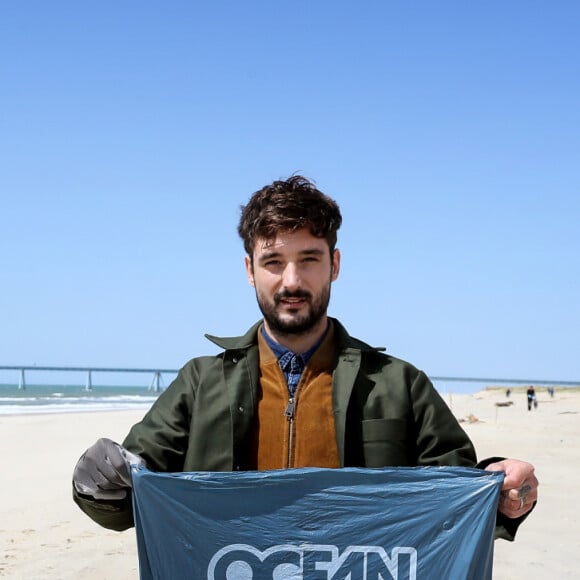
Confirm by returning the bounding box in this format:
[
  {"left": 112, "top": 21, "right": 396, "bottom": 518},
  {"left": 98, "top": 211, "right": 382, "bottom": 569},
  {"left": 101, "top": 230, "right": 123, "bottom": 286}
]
[
  {"left": 331, "top": 248, "right": 341, "bottom": 281},
  {"left": 244, "top": 255, "right": 255, "bottom": 287}
]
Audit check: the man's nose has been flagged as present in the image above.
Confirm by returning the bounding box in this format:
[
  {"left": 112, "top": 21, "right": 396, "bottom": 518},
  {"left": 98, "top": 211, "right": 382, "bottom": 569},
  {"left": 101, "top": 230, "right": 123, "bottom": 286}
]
[{"left": 281, "top": 262, "right": 301, "bottom": 289}]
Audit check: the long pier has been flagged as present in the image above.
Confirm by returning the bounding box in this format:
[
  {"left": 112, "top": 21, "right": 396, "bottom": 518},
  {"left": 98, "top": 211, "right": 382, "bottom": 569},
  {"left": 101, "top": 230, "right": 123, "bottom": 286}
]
[
  {"left": 428, "top": 375, "right": 579, "bottom": 387},
  {"left": 0, "top": 365, "right": 179, "bottom": 392},
  {"left": 0, "top": 366, "right": 578, "bottom": 393}
]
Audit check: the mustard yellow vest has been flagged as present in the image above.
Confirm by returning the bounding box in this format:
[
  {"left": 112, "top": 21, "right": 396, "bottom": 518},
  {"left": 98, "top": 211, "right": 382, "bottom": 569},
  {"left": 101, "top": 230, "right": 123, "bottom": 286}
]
[{"left": 250, "top": 324, "right": 340, "bottom": 470}]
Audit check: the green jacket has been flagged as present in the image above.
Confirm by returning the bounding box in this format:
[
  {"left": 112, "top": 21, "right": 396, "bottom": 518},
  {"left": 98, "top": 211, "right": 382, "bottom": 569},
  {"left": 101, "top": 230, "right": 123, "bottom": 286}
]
[{"left": 73, "top": 318, "right": 524, "bottom": 538}]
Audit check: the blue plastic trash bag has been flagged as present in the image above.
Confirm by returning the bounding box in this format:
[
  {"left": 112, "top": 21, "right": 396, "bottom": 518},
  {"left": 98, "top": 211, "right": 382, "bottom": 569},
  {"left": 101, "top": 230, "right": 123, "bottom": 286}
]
[{"left": 131, "top": 466, "right": 503, "bottom": 580}]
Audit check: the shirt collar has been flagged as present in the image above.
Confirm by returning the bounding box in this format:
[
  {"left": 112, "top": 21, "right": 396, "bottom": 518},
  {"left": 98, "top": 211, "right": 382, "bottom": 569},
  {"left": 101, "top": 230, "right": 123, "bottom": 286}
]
[{"left": 260, "top": 322, "right": 329, "bottom": 365}]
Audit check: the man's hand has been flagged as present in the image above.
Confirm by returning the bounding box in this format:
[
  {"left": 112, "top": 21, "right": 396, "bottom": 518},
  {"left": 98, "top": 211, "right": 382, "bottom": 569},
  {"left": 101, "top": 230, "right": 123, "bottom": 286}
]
[
  {"left": 486, "top": 459, "right": 538, "bottom": 518},
  {"left": 73, "top": 438, "right": 146, "bottom": 500}
]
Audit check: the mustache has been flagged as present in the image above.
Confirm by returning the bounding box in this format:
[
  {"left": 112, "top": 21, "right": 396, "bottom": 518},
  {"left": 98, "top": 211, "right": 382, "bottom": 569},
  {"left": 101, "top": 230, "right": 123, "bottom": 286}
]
[{"left": 274, "top": 289, "right": 311, "bottom": 302}]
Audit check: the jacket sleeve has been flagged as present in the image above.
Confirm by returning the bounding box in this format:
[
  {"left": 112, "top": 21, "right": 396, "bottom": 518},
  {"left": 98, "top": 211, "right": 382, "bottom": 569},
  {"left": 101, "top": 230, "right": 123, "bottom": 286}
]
[
  {"left": 122, "top": 366, "right": 196, "bottom": 471},
  {"left": 72, "top": 488, "right": 135, "bottom": 532},
  {"left": 409, "top": 373, "right": 534, "bottom": 541},
  {"left": 410, "top": 370, "right": 477, "bottom": 467},
  {"left": 475, "top": 456, "right": 537, "bottom": 541},
  {"left": 71, "top": 367, "right": 196, "bottom": 531}
]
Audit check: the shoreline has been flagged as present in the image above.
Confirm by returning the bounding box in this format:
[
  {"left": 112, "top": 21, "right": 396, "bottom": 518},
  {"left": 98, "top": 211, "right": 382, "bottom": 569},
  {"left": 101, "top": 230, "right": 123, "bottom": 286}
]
[
  {"left": 0, "top": 406, "right": 153, "bottom": 418},
  {"left": 1, "top": 384, "right": 578, "bottom": 418}
]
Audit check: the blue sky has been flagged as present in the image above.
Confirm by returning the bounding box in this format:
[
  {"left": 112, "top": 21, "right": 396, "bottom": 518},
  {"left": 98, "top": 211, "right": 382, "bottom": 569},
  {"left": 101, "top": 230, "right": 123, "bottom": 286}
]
[{"left": 1, "top": 2, "right": 579, "bottom": 387}]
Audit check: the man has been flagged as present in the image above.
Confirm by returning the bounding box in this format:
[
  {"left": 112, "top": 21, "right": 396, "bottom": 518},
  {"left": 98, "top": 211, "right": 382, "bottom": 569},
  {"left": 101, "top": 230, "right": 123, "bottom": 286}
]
[
  {"left": 527, "top": 386, "right": 537, "bottom": 411},
  {"left": 73, "top": 175, "right": 538, "bottom": 539}
]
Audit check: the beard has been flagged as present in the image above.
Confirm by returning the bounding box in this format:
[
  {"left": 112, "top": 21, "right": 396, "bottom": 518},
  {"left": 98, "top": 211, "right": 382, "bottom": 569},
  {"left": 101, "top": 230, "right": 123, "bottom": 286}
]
[{"left": 255, "top": 284, "right": 331, "bottom": 337}]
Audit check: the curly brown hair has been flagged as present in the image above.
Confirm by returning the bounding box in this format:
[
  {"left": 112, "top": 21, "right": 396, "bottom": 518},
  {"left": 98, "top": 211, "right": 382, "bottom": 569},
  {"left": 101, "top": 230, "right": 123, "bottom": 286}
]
[{"left": 238, "top": 175, "right": 342, "bottom": 258}]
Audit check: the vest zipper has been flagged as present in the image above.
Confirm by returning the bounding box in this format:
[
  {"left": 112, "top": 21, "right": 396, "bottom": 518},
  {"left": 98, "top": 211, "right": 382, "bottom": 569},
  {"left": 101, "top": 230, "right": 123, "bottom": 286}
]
[
  {"left": 284, "top": 396, "right": 295, "bottom": 467},
  {"left": 284, "top": 397, "right": 295, "bottom": 418}
]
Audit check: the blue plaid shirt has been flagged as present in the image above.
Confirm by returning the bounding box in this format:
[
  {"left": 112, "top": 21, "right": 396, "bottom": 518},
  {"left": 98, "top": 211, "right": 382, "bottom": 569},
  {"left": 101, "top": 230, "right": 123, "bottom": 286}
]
[{"left": 261, "top": 325, "right": 327, "bottom": 397}]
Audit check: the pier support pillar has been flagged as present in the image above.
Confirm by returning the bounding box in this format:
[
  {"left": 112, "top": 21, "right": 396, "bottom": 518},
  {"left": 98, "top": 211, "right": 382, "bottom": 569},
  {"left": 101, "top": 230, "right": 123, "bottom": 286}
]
[
  {"left": 85, "top": 370, "right": 92, "bottom": 391},
  {"left": 19, "top": 368, "right": 26, "bottom": 390},
  {"left": 150, "top": 371, "right": 161, "bottom": 392}
]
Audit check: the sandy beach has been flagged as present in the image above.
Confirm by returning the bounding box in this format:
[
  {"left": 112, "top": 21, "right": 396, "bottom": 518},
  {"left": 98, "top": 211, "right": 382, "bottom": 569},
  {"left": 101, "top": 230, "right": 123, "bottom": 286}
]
[{"left": 1, "top": 387, "right": 578, "bottom": 579}]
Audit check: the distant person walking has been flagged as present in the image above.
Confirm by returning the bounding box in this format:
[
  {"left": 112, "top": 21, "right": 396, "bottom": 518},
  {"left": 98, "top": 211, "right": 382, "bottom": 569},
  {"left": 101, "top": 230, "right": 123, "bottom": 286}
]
[{"left": 526, "top": 386, "right": 537, "bottom": 411}]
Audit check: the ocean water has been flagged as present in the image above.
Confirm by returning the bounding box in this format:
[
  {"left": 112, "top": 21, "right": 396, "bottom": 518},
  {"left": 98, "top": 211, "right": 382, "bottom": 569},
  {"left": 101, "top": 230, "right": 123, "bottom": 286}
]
[
  {"left": 0, "top": 380, "right": 474, "bottom": 416},
  {"left": 0, "top": 383, "right": 162, "bottom": 415},
  {"left": 1, "top": 379, "right": 567, "bottom": 416},
  {"left": 0, "top": 380, "right": 482, "bottom": 416}
]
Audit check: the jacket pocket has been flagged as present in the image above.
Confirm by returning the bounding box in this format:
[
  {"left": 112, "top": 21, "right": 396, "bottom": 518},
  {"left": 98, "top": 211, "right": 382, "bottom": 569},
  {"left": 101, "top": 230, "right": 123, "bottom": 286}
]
[{"left": 361, "top": 418, "right": 410, "bottom": 467}]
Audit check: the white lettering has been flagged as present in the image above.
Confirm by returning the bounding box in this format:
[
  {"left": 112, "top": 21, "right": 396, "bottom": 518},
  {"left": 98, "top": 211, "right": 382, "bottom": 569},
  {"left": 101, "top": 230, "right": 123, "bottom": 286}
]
[{"left": 207, "top": 543, "right": 417, "bottom": 580}]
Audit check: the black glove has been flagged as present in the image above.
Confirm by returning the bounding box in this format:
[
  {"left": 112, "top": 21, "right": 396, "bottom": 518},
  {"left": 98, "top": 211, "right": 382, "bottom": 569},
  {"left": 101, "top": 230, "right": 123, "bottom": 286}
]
[{"left": 73, "top": 437, "right": 146, "bottom": 500}]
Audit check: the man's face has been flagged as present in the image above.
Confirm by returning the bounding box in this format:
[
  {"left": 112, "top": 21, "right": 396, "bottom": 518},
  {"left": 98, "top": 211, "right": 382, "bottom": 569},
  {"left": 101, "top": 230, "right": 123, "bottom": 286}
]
[{"left": 245, "top": 228, "right": 340, "bottom": 337}]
